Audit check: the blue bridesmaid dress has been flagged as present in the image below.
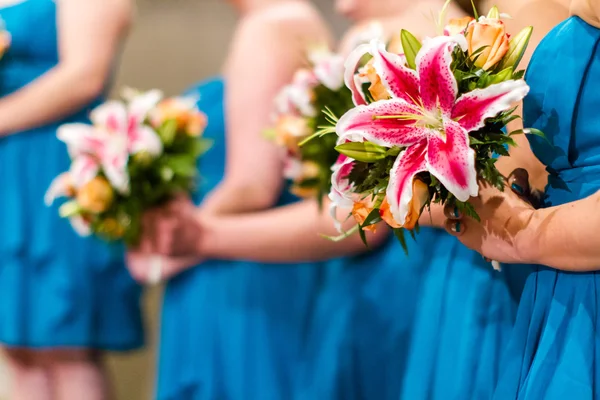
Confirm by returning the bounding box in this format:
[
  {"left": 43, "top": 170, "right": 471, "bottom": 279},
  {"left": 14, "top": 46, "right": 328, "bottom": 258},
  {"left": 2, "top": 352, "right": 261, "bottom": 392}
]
[
  {"left": 0, "top": 0, "right": 142, "bottom": 350},
  {"left": 495, "top": 16, "right": 600, "bottom": 399},
  {"left": 157, "top": 78, "right": 330, "bottom": 400}
]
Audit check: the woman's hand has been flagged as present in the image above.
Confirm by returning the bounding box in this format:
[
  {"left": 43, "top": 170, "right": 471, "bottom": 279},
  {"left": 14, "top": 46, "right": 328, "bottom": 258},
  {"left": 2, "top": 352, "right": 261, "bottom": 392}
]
[
  {"left": 138, "top": 196, "right": 204, "bottom": 258},
  {"left": 444, "top": 169, "right": 537, "bottom": 264},
  {"left": 126, "top": 251, "right": 200, "bottom": 284}
]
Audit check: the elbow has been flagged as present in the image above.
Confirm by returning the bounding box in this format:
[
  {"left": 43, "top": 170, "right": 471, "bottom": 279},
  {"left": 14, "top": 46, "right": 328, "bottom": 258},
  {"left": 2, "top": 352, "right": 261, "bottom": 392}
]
[{"left": 62, "top": 64, "right": 108, "bottom": 104}]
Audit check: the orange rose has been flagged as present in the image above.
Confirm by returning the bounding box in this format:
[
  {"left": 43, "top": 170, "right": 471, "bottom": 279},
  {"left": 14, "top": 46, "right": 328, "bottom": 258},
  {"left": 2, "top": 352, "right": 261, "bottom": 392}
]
[
  {"left": 76, "top": 177, "right": 114, "bottom": 214},
  {"left": 275, "top": 115, "right": 311, "bottom": 152},
  {"left": 154, "top": 99, "right": 207, "bottom": 136},
  {"left": 352, "top": 199, "right": 378, "bottom": 232},
  {"left": 444, "top": 16, "right": 475, "bottom": 36},
  {"left": 0, "top": 31, "right": 10, "bottom": 59},
  {"left": 360, "top": 59, "right": 390, "bottom": 102},
  {"left": 379, "top": 197, "right": 401, "bottom": 229},
  {"left": 466, "top": 17, "right": 509, "bottom": 70},
  {"left": 403, "top": 179, "right": 430, "bottom": 230},
  {"left": 290, "top": 185, "right": 318, "bottom": 199}
]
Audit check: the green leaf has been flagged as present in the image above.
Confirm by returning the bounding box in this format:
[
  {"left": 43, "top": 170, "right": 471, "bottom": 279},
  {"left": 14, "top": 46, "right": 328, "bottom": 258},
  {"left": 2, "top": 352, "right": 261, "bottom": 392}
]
[
  {"left": 263, "top": 128, "right": 276, "bottom": 141},
  {"left": 401, "top": 30, "right": 422, "bottom": 70},
  {"left": 358, "top": 225, "right": 368, "bottom": 247},
  {"left": 456, "top": 201, "right": 481, "bottom": 222},
  {"left": 190, "top": 138, "right": 213, "bottom": 157},
  {"left": 158, "top": 119, "right": 178, "bottom": 146},
  {"left": 511, "top": 128, "right": 549, "bottom": 142},
  {"left": 59, "top": 200, "right": 82, "bottom": 218},
  {"left": 499, "top": 26, "right": 533, "bottom": 71},
  {"left": 470, "top": 0, "right": 479, "bottom": 19},
  {"left": 490, "top": 67, "right": 514, "bottom": 85},
  {"left": 393, "top": 228, "right": 408, "bottom": 255},
  {"left": 362, "top": 208, "right": 382, "bottom": 227},
  {"left": 335, "top": 141, "right": 388, "bottom": 163},
  {"left": 487, "top": 5, "right": 499, "bottom": 19}
]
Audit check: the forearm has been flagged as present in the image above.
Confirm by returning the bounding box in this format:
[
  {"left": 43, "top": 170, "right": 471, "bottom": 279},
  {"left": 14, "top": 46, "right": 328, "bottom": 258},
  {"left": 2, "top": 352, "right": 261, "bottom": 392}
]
[
  {"left": 519, "top": 191, "right": 600, "bottom": 271},
  {"left": 200, "top": 199, "right": 390, "bottom": 263},
  {"left": 0, "top": 65, "right": 105, "bottom": 136},
  {"left": 201, "top": 179, "right": 283, "bottom": 215}
]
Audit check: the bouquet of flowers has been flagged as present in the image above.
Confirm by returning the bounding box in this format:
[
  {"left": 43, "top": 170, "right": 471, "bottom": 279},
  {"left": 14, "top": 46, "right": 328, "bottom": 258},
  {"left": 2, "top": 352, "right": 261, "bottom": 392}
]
[
  {"left": 265, "top": 46, "right": 355, "bottom": 201},
  {"left": 323, "top": 5, "right": 541, "bottom": 248},
  {"left": 0, "top": 17, "right": 11, "bottom": 59},
  {"left": 46, "top": 89, "right": 211, "bottom": 245}
]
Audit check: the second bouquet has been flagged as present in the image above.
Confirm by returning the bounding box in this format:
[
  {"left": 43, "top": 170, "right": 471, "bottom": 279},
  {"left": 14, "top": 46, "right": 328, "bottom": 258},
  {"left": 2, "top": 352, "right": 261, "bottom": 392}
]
[{"left": 46, "top": 89, "right": 211, "bottom": 245}]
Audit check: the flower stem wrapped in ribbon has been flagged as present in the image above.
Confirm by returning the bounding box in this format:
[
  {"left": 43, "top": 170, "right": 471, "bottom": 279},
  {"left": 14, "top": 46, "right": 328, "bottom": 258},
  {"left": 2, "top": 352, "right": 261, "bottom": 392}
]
[
  {"left": 46, "top": 89, "right": 212, "bottom": 245},
  {"left": 325, "top": 5, "right": 541, "bottom": 250}
]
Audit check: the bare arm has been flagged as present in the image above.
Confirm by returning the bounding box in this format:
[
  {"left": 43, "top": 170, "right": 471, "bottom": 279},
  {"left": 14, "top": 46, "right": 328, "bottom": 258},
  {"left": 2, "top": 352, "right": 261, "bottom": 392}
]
[
  {"left": 202, "top": 10, "right": 331, "bottom": 214},
  {"left": 516, "top": 191, "right": 600, "bottom": 271},
  {"left": 0, "top": 0, "right": 132, "bottom": 136}
]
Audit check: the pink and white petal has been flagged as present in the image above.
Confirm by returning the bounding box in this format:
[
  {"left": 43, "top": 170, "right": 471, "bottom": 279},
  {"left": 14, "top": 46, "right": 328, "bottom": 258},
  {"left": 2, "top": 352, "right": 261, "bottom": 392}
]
[
  {"left": 415, "top": 35, "right": 465, "bottom": 117},
  {"left": 329, "top": 155, "right": 356, "bottom": 209},
  {"left": 69, "top": 215, "right": 92, "bottom": 237},
  {"left": 44, "top": 173, "right": 72, "bottom": 206},
  {"left": 336, "top": 99, "right": 427, "bottom": 147},
  {"left": 57, "top": 123, "right": 104, "bottom": 157},
  {"left": 128, "top": 89, "right": 163, "bottom": 121},
  {"left": 283, "top": 156, "right": 303, "bottom": 180},
  {"left": 314, "top": 54, "right": 345, "bottom": 91},
  {"left": 102, "top": 152, "right": 130, "bottom": 195},
  {"left": 426, "top": 119, "right": 478, "bottom": 202},
  {"left": 370, "top": 40, "right": 420, "bottom": 103},
  {"left": 386, "top": 139, "right": 428, "bottom": 225},
  {"left": 344, "top": 43, "right": 370, "bottom": 106},
  {"left": 70, "top": 155, "right": 100, "bottom": 188},
  {"left": 129, "top": 126, "right": 163, "bottom": 156},
  {"left": 452, "top": 80, "right": 530, "bottom": 132},
  {"left": 90, "top": 101, "right": 129, "bottom": 133}
]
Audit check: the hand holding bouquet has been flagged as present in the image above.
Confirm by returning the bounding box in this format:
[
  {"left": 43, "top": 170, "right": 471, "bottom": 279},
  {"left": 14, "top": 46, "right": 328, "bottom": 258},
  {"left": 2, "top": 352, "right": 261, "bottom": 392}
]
[
  {"left": 326, "top": 5, "right": 541, "bottom": 249},
  {"left": 46, "top": 89, "right": 211, "bottom": 245}
]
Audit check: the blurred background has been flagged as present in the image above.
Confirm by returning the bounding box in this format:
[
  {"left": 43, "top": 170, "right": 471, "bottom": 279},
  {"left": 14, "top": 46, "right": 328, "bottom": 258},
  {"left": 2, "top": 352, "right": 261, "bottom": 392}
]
[{"left": 0, "top": 1, "right": 346, "bottom": 398}]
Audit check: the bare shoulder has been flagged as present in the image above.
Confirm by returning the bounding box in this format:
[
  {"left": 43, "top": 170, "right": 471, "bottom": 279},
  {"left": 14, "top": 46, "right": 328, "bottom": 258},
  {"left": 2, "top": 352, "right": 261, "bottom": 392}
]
[{"left": 239, "top": 1, "right": 332, "bottom": 49}]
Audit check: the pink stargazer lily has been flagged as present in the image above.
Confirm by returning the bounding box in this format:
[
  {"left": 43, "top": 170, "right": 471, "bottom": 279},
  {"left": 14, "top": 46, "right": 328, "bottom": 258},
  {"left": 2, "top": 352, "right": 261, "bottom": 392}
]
[
  {"left": 57, "top": 90, "right": 163, "bottom": 194},
  {"left": 338, "top": 37, "right": 529, "bottom": 226},
  {"left": 44, "top": 172, "right": 92, "bottom": 236},
  {"left": 328, "top": 152, "right": 357, "bottom": 232}
]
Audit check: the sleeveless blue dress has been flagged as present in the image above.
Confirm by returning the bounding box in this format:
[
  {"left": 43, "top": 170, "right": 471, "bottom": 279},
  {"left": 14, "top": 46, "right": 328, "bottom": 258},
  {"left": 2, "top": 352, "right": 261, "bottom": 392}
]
[
  {"left": 0, "top": 0, "right": 143, "bottom": 350},
  {"left": 158, "top": 78, "right": 331, "bottom": 400},
  {"left": 494, "top": 17, "right": 600, "bottom": 399}
]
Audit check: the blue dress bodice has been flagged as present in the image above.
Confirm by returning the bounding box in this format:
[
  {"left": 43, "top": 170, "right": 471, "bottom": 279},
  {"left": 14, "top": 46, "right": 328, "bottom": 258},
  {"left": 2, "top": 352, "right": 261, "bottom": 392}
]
[
  {"left": 0, "top": 0, "right": 142, "bottom": 350},
  {"left": 495, "top": 17, "right": 600, "bottom": 399}
]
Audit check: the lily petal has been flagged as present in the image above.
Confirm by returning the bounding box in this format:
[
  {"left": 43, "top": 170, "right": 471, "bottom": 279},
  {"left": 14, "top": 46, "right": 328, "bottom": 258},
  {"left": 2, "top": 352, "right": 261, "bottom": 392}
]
[
  {"left": 128, "top": 89, "right": 163, "bottom": 122},
  {"left": 102, "top": 151, "right": 130, "bottom": 195},
  {"left": 91, "top": 101, "right": 128, "bottom": 133},
  {"left": 45, "top": 173, "right": 73, "bottom": 206},
  {"left": 386, "top": 139, "right": 428, "bottom": 225},
  {"left": 344, "top": 43, "right": 370, "bottom": 106},
  {"left": 129, "top": 126, "right": 163, "bottom": 156},
  {"left": 57, "top": 123, "right": 105, "bottom": 157},
  {"left": 370, "top": 40, "right": 420, "bottom": 104},
  {"left": 337, "top": 99, "right": 428, "bottom": 147},
  {"left": 416, "top": 35, "right": 466, "bottom": 117},
  {"left": 69, "top": 215, "right": 92, "bottom": 237},
  {"left": 426, "top": 119, "right": 478, "bottom": 202},
  {"left": 329, "top": 154, "right": 356, "bottom": 209},
  {"left": 452, "top": 80, "right": 530, "bottom": 132},
  {"left": 70, "top": 155, "right": 100, "bottom": 188}
]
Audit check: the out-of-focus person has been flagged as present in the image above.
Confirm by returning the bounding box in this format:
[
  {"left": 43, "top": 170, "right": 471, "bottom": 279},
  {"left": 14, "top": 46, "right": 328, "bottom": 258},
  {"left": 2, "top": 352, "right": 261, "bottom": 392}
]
[{"left": 0, "top": 0, "right": 143, "bottom": 399}]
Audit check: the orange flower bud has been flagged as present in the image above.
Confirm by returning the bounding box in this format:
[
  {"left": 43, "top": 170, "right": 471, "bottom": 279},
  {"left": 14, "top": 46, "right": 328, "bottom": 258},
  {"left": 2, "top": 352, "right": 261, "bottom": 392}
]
[{"left": 76, "top": 177, "right": 114, "bottom": 214}]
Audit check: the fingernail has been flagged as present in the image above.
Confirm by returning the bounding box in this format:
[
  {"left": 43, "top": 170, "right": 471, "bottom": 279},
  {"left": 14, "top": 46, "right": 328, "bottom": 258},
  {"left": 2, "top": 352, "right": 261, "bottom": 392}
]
[
  {"left": 511, "top": 182, "right": 524, "bottom": 195},
  {"left": 452, "top": 221, "right": 461, "bottom": 233},
  {"left": 453, "top": 206, "right": 460, "bottom": 218}
]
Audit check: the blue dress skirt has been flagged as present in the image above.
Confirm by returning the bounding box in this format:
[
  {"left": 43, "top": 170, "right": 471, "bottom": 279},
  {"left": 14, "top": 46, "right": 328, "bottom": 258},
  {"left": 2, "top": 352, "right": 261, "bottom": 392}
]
[
  {"left": 158, "top": 78, "right": 331, "bottom": 400},
  {"left": 495, "top": 17, "right": 600, "bottom": 399},
  {"left": 0, "top": 0, "right": 142, "bottom": 350}
]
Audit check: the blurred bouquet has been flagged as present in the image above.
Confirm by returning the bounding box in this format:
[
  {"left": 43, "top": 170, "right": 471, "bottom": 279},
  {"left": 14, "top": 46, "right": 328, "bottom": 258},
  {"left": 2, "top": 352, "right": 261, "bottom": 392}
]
[
  {"left": 320, "top": 5, "right": 542, "bottom": 248},
  {"left": 46, "top": 89, "right": 211, "bottom": 245},
  {"left": 0, "top": 17, "right": 11, "bottom": 59},
  {"left": 265, "top": 46, "right": 355, "bottom": 202}
]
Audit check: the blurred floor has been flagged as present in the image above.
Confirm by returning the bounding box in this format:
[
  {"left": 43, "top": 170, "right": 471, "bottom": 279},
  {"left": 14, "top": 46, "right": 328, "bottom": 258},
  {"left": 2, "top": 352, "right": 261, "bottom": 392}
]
[{"left": 0, "top": 1, "right": 344, "bottom": 399}]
